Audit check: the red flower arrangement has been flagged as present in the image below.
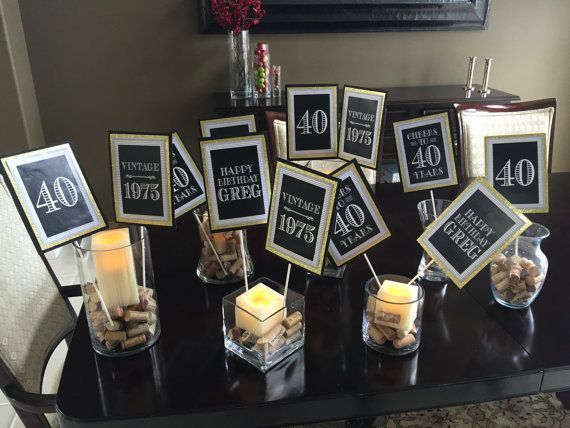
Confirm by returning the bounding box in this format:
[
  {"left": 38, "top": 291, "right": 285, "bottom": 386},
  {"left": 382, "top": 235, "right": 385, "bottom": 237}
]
[{"left": 210, "top": 0, "right": 266, "bottom": 34}]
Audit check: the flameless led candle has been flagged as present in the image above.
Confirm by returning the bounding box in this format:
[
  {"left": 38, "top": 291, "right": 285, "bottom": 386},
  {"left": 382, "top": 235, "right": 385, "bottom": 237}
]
[
  {"left": 91, "top": 228, "right": 139, "bottom": 309},
  {"left": 235, "top": 283, "right": 285, "bottom": 338},
  {"left": 375, "top": 280, "right": 418, "bottom": 333}
]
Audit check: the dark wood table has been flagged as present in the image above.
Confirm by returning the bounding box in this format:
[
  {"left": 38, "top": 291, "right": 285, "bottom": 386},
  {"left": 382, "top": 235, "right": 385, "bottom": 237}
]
[{"left": 56, "top": 173, "right": 569, "bottom": 427}]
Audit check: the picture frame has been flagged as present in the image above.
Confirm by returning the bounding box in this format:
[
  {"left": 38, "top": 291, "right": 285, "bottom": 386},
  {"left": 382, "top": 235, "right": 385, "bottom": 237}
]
[
  {"left": 484, "top": 133, "right": 548, "bottom": 213},
  {"left": 286, "top": 85, "right": 338, "bottom": 160},
  {"left": 328, "top": 161, "right": 391, "bottom": 266},
  {"left": 171, "top": 132, "right": 206, "bottom": 218},
  {"left": 394, "top": 112, "right": 458, "bottom": 192},
  {"left": 1, "top": 143, "right": 106, "bottom": 251},
  {"left": 338, "top": 86, "right": 387, "bottom": 170},
  {"left": 418, "top": 178, "right": 531, "bottom": 288},
  {"left": 199, "top": 114, "right": 257, "bottom": 138},
  {"left": 109, "top": 132, "right": 174, "bottom": 227},
  {"left": 200, "top": 133, "right": 272, "bottom": 231},
  {"left": 265, "top": 159, "right": 339, "bottom": 275}
]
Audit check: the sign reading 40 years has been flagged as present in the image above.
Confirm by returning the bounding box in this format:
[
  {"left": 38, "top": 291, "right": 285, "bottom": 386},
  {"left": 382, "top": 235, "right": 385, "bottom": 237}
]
[
  {"left": 394, "top": 112, "right": 458, "bottom": 192},
  {"left": 110, "top": 132, "right": 174, "bottom": 227},
  {"left": 265, "top": 160, "right": 339, "bottom": 275},
  {"left": 1, "top": 143, "right": 106, "bottom": 251}
]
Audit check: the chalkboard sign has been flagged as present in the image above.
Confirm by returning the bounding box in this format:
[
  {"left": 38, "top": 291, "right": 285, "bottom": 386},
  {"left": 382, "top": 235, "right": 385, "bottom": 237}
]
[
  {"left": 201, "top": 133, "right": 272, "bottom": 231},
  {"left": 394, "top": 112, "right": 458, "bottom": 192},
  {"left": 338, "top": 86, "right": 387, "bottom": 169},
  {"left": 200, "top": 114, "right": 257, "bottom": 138},
  {"left": 418, "top": 179, "right": 530, "bottom": 288},
  {"left": 171, "top": 132, "right": 206, "bottom": 218},
  {"left": 286, "top": 85, "right": 338, "bottom": 160},
  {"left": 109, "top": 133, "right": 174, "bottom": 227},
  {"left": 328, "top": 161, "right": 391, "bottom": 266},
  {"left": 265, "top": 160, "right": 339, "bottom": 275},
  {"left": 1, "top": 144, "right": 106, "bottom": 251},
  {"left": 485, "top": 133, "right": 548, "bottom": 213}
]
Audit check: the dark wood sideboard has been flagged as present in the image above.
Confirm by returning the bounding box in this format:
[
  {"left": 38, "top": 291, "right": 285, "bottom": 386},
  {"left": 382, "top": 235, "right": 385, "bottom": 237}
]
[{"left": 212, "top": 84, "right": 520, "bottom": 172}]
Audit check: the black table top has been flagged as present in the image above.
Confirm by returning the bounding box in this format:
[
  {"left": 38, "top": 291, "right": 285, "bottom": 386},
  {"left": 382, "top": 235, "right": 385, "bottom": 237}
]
[{"left": 56, "top": 174, "right": 568, "bottom": 428}]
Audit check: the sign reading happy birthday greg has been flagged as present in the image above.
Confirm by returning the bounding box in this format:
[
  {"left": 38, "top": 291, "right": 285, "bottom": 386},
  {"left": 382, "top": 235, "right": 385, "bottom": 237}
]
[
  {"left": 200, "top": 133, "right": 272, "bottom": 231},
  {"left": 418, "top": 178, "right": 530, "bottom": 288},
  {"left": 265, "top": 160, "right": 339, "bottom": 275}
]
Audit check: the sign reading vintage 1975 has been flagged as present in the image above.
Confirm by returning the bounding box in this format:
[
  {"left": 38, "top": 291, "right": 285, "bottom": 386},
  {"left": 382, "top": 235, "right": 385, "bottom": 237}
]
[
  {"left": 418, "top": 179, "right": 530, "bottom": 288},
  {"left": 485, "top": 133, "right": 548, "bottom": 213},
  {"left": 339, "top": 86, "right": 387, "bottom": 169},
  {"left": 109, "top": 133, "right": 174, "bottom": 227},
  {"left": 265, "top": 160, "right": 339, "bottom": 275},
  {"left": 1, "top": 144, "right": 106, "bottom": 251},
  {"left": 287, "top": 85, "right": 338, "bottom": 160},
  {"left": 201, "top": 133, "right": 272, "bottom": 231},
  {"left": 394, "top": 112, "right": 458, "bottom": 192},
  {"left": 328, "top": 161, "right": 390, "bottom": 266}
]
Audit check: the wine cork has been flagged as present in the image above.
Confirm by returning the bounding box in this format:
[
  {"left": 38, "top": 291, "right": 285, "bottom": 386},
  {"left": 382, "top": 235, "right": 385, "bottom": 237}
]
[
  {"left": 368, "top": 324, "right": 386, "bottom": 345},
  {"left": 393, "top": 333, "right": 416, "bottom": 349},
  {"left": 284, "top": 322, "right": 302, "bottom": 338},
  {"left": 105, "top": 330, "right": 126, "bottom": 342},
  {"left": 282, "top": 311, "right": 303, "bottom": 329},
  {"left": 377, "top": 325, "right": 396, "bottom": 341},
  {"left": 127, "top": 323, "right": 150, "bottom": 338},
  {"left": 121, "top": 334, "right": 147, "bottom": 350},
  {"left": 124, "top": 310, "right": 149, "bottom": 323}
]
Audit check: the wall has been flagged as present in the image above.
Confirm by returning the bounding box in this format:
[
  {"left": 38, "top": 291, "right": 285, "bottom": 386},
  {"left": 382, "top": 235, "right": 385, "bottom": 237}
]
[{"left": 15, "top": 0, "right": 570, "bottom": 217}]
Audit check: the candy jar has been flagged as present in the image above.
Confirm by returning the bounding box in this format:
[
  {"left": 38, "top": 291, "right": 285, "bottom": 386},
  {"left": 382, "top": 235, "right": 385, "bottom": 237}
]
[
  {"left": 253, "top": 42, "right": 271, "bottom": 98},
  {"left": 272, "top": 65, "right": 282, "bottom": 98}
]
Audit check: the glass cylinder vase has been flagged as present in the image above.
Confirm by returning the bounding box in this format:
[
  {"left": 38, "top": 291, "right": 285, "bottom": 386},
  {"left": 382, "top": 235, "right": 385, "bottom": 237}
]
[
  {"left": 195, "top": 210, "right": 254, "bottom": 285},
  {"left": 74, "top": 225, "right": 160, "bottom": 357},
  {"left": 417, "top": 199, "right": 452, "bottom": 283},
  {"left": 228, "top": 30, "right": 252, "bottom": 99}
]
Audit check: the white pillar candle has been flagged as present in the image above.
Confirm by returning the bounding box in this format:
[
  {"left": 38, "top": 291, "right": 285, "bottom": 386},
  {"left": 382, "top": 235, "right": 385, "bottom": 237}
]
[
  {"left": 235, "top": 283, "right": 285, "bottom": 338},
  {"left": 91, "top": 228, "right": 139, "bottom": 309},
  {"left": 375, "top": 280, "right": 418, "bottom": 333}
]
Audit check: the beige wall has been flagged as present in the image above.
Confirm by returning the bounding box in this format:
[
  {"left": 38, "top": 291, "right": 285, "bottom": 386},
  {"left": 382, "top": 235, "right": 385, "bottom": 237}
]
[{"left": 13, "top": 0, "right": 570, "bottom": 216}]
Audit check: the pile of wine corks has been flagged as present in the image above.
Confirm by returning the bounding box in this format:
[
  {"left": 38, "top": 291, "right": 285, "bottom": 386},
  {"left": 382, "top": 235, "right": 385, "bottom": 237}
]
[
  {"left": 85, "top": 284, "right": 158, "bottom": 352},
  {"left": 227, "top": 311, "right": 303, "bottom": 360},
  {"left": 365, "top": 299, "right": 418, "bottom": 350},
  {"left": 491, "top": 253, "right": 544, "bottom": 305},
  {"left": 199, "top": 213, "right": 248, "bottom": 281}
]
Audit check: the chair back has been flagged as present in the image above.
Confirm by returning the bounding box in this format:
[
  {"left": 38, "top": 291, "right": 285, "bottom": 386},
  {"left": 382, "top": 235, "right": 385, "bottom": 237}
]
[
  {"left": 0, "top": 176, "right": 75, "bottom": 395},
  {"left": 455, "top": 98, "right": 556, "bottom": 179}
]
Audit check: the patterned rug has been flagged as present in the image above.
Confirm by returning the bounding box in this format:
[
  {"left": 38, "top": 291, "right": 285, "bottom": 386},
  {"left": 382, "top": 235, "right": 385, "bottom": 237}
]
[{"left": 295, "top": 393, "right": 570, "bottom": 427}]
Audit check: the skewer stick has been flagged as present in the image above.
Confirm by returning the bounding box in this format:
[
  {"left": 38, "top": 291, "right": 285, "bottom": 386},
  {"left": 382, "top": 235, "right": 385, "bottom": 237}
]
[
  {"left": 514, "top": 238, "right": 519, "bottom": 256},
  {"left": 364, "top": 253, "right": 382, "bottom": 289},
  {"left": 75, "top": 243, "right": 115, "bottom": 327},
  {"left": 430, "top": 190, "right": 437, "bottom": 221},
  {"left": 408, "top": 259, "right": 435, "bottom": 285},
  {"left": 140, "top": 226, "right": 146, "bottom": 291},
  {"left": 283, "top": 263, "right": 291, "bottom": 303},
  {"left": 193, "top": 211, "right": 227, "bottom": 276},
  {"left": 240, "top": 230, "right": 249, "bottom": 290}
]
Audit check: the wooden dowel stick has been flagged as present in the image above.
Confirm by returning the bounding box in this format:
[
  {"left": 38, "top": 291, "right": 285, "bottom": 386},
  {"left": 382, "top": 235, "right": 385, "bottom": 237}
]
[
  {"left": 364, "top": 253, "right": 381, "bottom": 289},
  {"left": 430, "top": 190, "right": 437, "bottom": 221},
  {"left": 284, "top": 263, "right": 291, "bottom": 304},
  {"left": 193, "top": 211, "right": 227, "bottom": 276},
  {"left": 240, "top": 230, "right": 248, "bottom": 290},
  {"left": 408, "top": 259, "right": 435, "bottom": 285},
  {"left": 514, "top": 238, "right": 519, "bottom": 256},
  {"left": 75, "top": 244, "right": 114, "bottom": 327},
  {"left": 140, "top": 226, "right": 146, "bottom": 291}
]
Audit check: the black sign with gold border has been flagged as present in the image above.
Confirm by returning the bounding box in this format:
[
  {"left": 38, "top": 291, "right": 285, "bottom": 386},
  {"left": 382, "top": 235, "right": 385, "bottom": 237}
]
[
  {"left": 265, "top": 159, "right": 339, "bottom": 275},
  {"left": 199, "top": 114, "right": 257, "bottom": 138}
]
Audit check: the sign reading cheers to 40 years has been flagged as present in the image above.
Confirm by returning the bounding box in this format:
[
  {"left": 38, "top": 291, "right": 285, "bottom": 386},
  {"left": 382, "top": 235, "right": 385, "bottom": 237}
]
[
  {"left": 171, "top": 132, "right": 206, "bottom": 218},
  {"left": 1, "top": 144, "right": 106, "bottom": 251},
  {"left": 110, "top": 133, "right": 174, "bottom": 227},
  {"left": 394, "top": 112, "right": 458, "bottom": 192},
  {"left": 266, "top": 160, "right": 339, "bottom": 275},
  {"left": 201, "top": 133, "right": 272, "bottom": 231},
  {"left": 485, "top": 133, "right": 548, "bottom": 213},
  {"left": 329, "top": 161, "right": 390, "bottom": 266},
  {"left": 418, "top": 178, "right": 530, "bottom": 288},
  {"left": 338, "top": 86, "right": 387, "bottom": 170},
  {"left": 287, "top": 85, "right": 338, "bottom": 160}
]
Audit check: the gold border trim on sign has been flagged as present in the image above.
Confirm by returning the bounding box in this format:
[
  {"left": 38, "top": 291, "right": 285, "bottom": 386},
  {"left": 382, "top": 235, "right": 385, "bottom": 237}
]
[
  {"left": 109, "top": 133, "right": 173, "bottom": 227},
  {"left": 417, "top": 178, "right": 531, "bottom": 288},
  {"left": 393, "top": 112, "right": 458, "bottom": 193},
  {"left": 338, "top": 86, "right": 386, "bottom": 169},
  {"left": 172, "top": 132, "right": 206, "bottom": 218},
  {"left": 1, "top": 143, "right": 106, "bottom": 251},
  {"left": 200, "top": 133, "right": 272, "bottom": 231},
  {"left": 199, "top": 114, "right": 257, "bottom": 138},
  {"left": 483, "top": 133, "right": 549, "bottom": 214},
  {"left": 328, "top": 161, "right": 391, "bottom": 266},
  {"left": 265, "top": 161, "right": 338, "bottom": 274},
  {"left": 286, "top": 86, "right": 338, "bottom": 160}
]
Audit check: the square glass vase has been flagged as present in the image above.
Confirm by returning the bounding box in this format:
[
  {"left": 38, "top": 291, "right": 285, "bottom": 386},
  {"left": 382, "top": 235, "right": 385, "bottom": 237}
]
[{"left": 223, "top": 277, "right": 305, "bottom": 372}]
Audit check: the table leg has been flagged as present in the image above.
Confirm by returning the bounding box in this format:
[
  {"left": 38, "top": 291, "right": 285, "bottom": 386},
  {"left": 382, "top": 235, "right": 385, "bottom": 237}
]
[
  {"left": 556, "top": 391, "right": 570, "bottom": 409},
  {"left": 345, "top": 417, "right": 375, "bottom": 428}
]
